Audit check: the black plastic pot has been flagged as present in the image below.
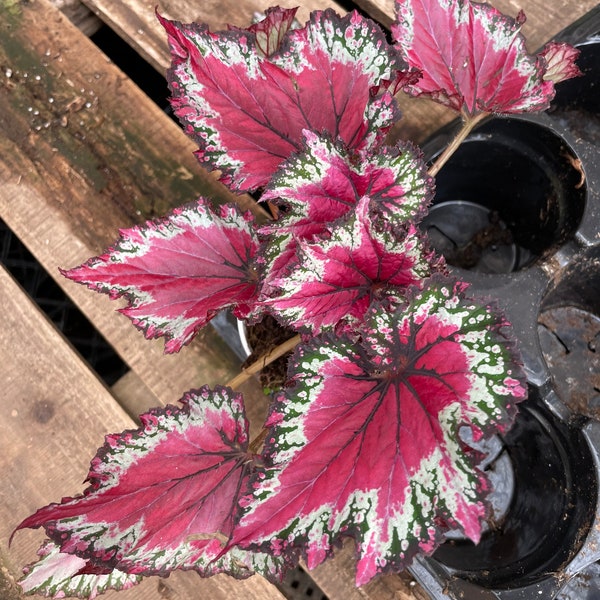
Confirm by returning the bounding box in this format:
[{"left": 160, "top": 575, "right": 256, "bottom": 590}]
[{"left": 410, "top": 7, "right": 600, "bottom": 599}]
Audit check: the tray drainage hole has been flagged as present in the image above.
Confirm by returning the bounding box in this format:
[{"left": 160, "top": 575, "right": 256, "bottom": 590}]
[{"left": 422, "top": 201, "right": 522, "bottom": 273}]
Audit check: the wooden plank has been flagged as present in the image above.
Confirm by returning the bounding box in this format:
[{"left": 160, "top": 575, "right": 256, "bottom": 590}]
[
  {"left": 0, "top": 265, "right": 284, "bottom": 600},
  {"left": 49, "top": 0, "right": 102, "bottom": 35},
  {"left": 81, "top": 0, "right": 350, "bottom": 74},
  {"left": 0, "top": 0, "right": 270, "bottom": 434}
]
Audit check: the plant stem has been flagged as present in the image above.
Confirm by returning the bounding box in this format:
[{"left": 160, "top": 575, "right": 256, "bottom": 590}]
[
  {"left": 428, "top": 112, "right": 487, "bottom": 178},
  {"left": 248, "top": 428, "right": 269, "bottom": 455},
  {"left": 226, "top": 333, "right": 301, "bottom": 390}
]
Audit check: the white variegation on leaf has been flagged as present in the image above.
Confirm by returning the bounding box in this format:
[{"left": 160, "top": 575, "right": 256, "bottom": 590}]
[
  {"left": 15, "top": 387, "right": 287, "bottom": 581},
  {"left": 19, "top": 540, "right": 141, "bottom": 599},
  {"left": 260, "top": 131, "right": 434, "bottom": 237},
  {"left": 263, "top": 195, "right": 438, "bottom": 334},
  {"left": 233, "top": 281, "right": 526, "bottom": 585},
  {"left": 259, "top": 132, "right": 434, "bottom": 295},
  {"left": 61, "top": 199, "right": 260, "bottom": 353},
  {"left": 161, "top": 8, "right": 406, "bottom": 191},
  {"left": 393, "top": 0, "right": 581, "bottom": 115}
]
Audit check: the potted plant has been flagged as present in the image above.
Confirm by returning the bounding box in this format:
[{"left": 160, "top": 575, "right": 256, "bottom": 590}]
[{"left": 11, "top": 0, "right": 595, "bottom": 598}]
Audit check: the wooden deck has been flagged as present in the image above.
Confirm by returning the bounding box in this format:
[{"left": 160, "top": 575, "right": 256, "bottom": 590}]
[{"left": 0, "top": 0, "right": 596, "bottom": 598}]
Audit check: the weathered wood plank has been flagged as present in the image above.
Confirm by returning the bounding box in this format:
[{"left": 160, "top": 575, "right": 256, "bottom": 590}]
[
  {"left": 81, "top": 0, "right": 349, "bottom": 74},
  {"left": 0, "top": 265, "right": 284, "bottom": 600},
  {"left": 0, "top": 0, "right": 269, "bottom": 433},
  {"left": 49, "top": 0, "right": 102, "bottom": 35}
]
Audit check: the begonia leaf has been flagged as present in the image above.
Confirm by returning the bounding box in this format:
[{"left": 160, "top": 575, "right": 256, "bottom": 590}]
[
  {"left": 15, "top": 387, "right": 285, "bottom": 580},
  {"left": 392, "top": 0, "right": 580, "bottom": 115},
  {"left": 19, "top": 540, "right": 141, "bottom": 599},
  {"left": 258, "top": 133, "right": 433, "bottom": 297},
  {"left": 261, "top": 131, "right": 434, "bottom": 238},
  {"left": 264, "top": 196, "right": 437, "bottom": 334},
  {"left": 161, "top": 8, "right": 405, "bottom": 191},
  {"left": 230, "top": 6, "right": 299, "bottom": 58},
  {"left": 61, "top": 199, "right": 260, "bottom": 353},
  {"left": 539, "top": 42, "right": 581, "bottom": 84},
  {"left": 233, "top": 281, "right": 526, "bottom": 585}
]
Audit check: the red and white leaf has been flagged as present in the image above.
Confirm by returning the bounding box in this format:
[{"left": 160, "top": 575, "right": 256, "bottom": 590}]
[
  {"left": 264, "top": 196, "right": 437, "bottom": 334},
  {"left": 392, "top": 0, "right": 579, "bottom": 115},
  {"left": 161, "top": 9, "right": 404, "bottom": 191},
  {"left": 539, "top": 42, "right": 581, "bottom": 84},
  {"left": 259, "top": 132, "right": 433, "bottom": 295},
  {"left": 15, "top": 387, "right": 285, "bottom": 580},
  {"left": 62, "top": 199, "right": 260, "bottom": 353},
  {"left": 261, "top": 131, "right": 434, "bottom": 238},
  {"left": 230, "top": 7, "right": 299, "bottom": 58},
  {"left": 233, "top": 281, "right": 526, "bottom": 585},
  {"left": 20, "top": 540, "right": 141, "bottom": 599}
]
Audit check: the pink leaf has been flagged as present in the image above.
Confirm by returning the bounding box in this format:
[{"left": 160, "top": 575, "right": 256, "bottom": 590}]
[
  {"left": 264, "top": 196, "right": 438, "bottom": 334},
  {"left": 539, "top": 42, "right": 581, "bottom": 84},
  {"left": 15, "top": 387, "right": 285, "bottom": 580},
  {"left": 161, "top": 9, "right": 404, "bottom": 191},
  {"left": 230, "top": 7, "right": 299, "bottom": 57},
  {"left": 392, "top": 0, "right": 579, "bottom": 115},
  {"left": 259, "top": 132, "right": 434, "bottom": 299},
  {"left": 261, "top": 131, "right": 434, "bottom": 239},
  {"left": 19, "top": 540, "right": 141, "bottom": 599},
  {"left": 61, "top": 199, "right": 259, "bottom": 353},
  {"left": 233, "top": 282, "right": 526, "bottom": 585}
]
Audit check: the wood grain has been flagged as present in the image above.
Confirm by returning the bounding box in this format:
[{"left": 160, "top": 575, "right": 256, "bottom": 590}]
[
  {"left": 81, "top": 0, "right": 349, "bottom": 74},
  {"left": 0, "top": 0, "right": 270, "bottom": 431}
]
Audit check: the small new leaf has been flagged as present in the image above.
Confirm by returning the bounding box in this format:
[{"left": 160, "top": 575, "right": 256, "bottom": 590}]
[
  {"left": 15, "top": 387, "right": 285, "bottom": 580},
  {"left": 62, "top": 199, "right": 260, "bottom": 353},
  {"left": 539, "top": 42, "right": 581, "bottom": 84},
  {"left": 231, "top": 7, "right": 299, "bottom": 57},
  {"left": 234, "top": 281, "right": 526, "bottom": 585},
  {"left": 393, "top": 0, "right": 580, "bottom": 115},
  {"left": 161, "top": 9, "right": 405, "bottom": 191}
]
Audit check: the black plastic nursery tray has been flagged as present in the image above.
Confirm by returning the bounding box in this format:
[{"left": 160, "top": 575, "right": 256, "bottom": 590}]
[{"left": 411, "top": 6, "right": 600, "bottom": 599}]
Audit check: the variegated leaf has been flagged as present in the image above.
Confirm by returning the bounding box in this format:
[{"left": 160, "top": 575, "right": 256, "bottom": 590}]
[
  {"left": 392, "top": 0, "right": 580, "bottom": 115},
  {"left": 161, "top": 9, "right": 404, "bottom": 191},
  {"left": 62, "top": 199, "right": 260, "bottom": 353},
  {"left": 15, "top": 387, "right": 285, "bottom": 580},
  {"left": 260, "top": 131, "right": 434, "bottom": 238},
  {"left": 264, "top": 196, "right": 437, "bottom": 334},
  {"left": 19, "top": 540, "right": 141, "bottom": 599},
  {"left": 231, "top": 6, "right": 299, "bottom": 58},
  {"left": 233, "top": 281, "right": 526, "bottom": 585},
  {"left": 539, "top": 42, "right": 581, "bottom": 84}
]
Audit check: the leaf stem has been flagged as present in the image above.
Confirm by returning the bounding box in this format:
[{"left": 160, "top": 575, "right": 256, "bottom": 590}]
[
  {"left": 226, "top": 333, "right": 301, "bottom": 390},
  {"left": 248, "top": 428, "right": 269, "bottom": 455},
  {"left": 428, "top": 112, "right": 488, "bottom": 178}
]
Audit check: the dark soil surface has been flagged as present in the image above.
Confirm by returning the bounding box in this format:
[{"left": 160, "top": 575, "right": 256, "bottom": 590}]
[{"left": 242, "top": 315, "right": 294, "bottom": 392}]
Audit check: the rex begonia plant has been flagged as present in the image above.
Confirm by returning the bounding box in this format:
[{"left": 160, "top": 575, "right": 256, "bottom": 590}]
[{"left": 13, "top": 0, "right": 580, "bottom": 596}]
